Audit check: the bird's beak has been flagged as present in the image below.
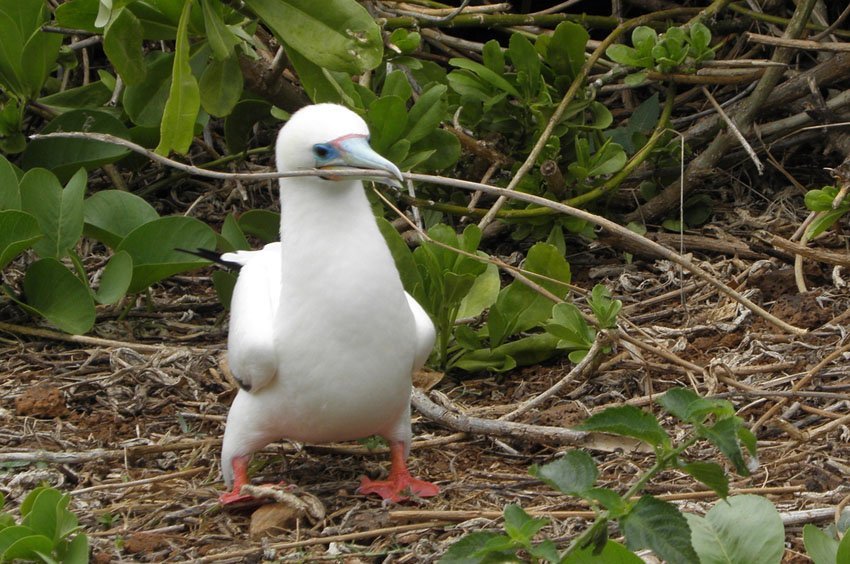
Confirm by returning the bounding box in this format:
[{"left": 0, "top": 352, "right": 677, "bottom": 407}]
[{"left": 324, "top": 135, "right": 404, "bottom": 189}]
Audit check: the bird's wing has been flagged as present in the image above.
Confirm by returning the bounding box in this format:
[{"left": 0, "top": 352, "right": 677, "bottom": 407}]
[
  {"left": 405, "top": 293, "right": 435, "bottom": 372},
  {"left": 226, "top": 244, "right": 281, "bottom": 392}
]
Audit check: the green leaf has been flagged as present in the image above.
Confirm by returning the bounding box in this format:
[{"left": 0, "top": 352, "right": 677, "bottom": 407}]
[
  {"left": 0, "top": 11, "right": 26, "bottom": 96},
  {"left": 94, "top": 250, "right": 133, "bottom": 305},
  {"left": 0, "top": 209, "right": 41, "bottom": 268},
  {"left": 220, "top": 213, "right": 250, "bottom": 251},
  {"left": 623, "top": 496, "right": 698, "bottom": 564},
  {"left": 508, "top": 32, "right": 540, "bottom": 97},
  {"left": 22, "top": 109, "right": 132, "bottom": 182},
  {"left": 123, "top": 52, "right": 174, "bottom": 127},
  {"left": 700, "top": 417, "right": 749, "bottom": 475},
  {"left": 441, "top": 531, "right": 514, "bottom": 563},
  {"left": 807, "top": 209, "right": 847, "bottom": 239},
  {"left": 16, "top": 258, "right": 96, "bottom": 334},
  {"left": 388, "top": 28, "right": 420, "bottom": 55},
  {"left": 116, "top": 216, "right": 216, "bottom": 293},
  {"left": 243, "top": 0, "right": 382, "bottom": 73},
  {"left": 83, "top": 189, "right": 160, "bottom": 249},
  {"left": 155, "top": 0, "right": 200, "bottom": 155},
  {"left": 482, "top": 39, "right": 504, "bottom": 74},
  {"left": 2, "top": 534, "right": 54, "bottom": 561},
  {"left": 20, "top": 168, "right": 86, "bottom": 259},
  {"left": 20, "top": 25, "right": 63, "bottom": 100},
  {"left": 0, "top": 154, "right": 20, "bottom": 210},
  {"left": 686, "top": 495, "right": 783, "bottom": 564},
  {"left": 405, "top": 84, "right": 447, "bottom": 144},
  {"left": 456, "top": 262, "right": 499, "bottom": 319},
  {"left": 529, "top": 451, "right": 598, "bottom": 495},
  {"left": 21, "top": 487, "right": 65, "bottom": 540},
  {"left": 503, "top": 504, "right": 548, "bottom": 546},
  {"left": 562, "top": 540, "right": 645, "bottom": 563},
  {"left": 576, "top": 405, "right": 669, "bottom": 448},
  {"left": 381, "top": 70, "right": 412, "bottom": 101},
  {"left": 588, "top": 284, "right": 621, "bottom": 328},
  {"left": 236, "top": 209, "right": 279, "bottom": 243},
  {"left": 223, "top": 98, "right": 273, "bottom": 152},
  {"left": 37, "top": 80, "right": 113, "bottom": 114},
  {"left": 103, "top": 8, "right": 146, "bottom": 85},
  {"left": 804, "top": 187, "right": 839, "bottom": 212},
  {"left": 449, "top": 58, "right": 520, "bottom": 98},
  {"left": 546, "top": 21, "right": 588, "bottom": 79},
  {"left": 366, "top": 95, "right": 408, "bottom": 154},
  {"left": 58, "top": 533, "right": 88, "bottom": 564},
  {"left": 546, "top": 302, "right": 595, "bottom": 350},
  {"left": 0, "top": 525, "right": 38, "bottom": 554},
  {"left": 199, "top": 54, "right": 243, "bottom": 117},
  {"left": 803, "top": 524, "right": 839, "bottom": 564},
  {"left": 681, "top": 462, "right": 728, "bottom": 498},
  {"left": 212, "top": 269, "right": 237, "bottom": 309},
  {"left": 415, "top": 128, "right": 461, "bottom": 171},
  {"left": 200, "top": 0, "right": 239, "bottom": 60},
  {"left": 836, "top": 528, "right": 850, "bottom": 564}
]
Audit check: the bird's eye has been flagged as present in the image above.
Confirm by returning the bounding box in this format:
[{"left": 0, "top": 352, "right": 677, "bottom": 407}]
[{"left": 313, "top": 144, "right": 333, "bottom": 160}]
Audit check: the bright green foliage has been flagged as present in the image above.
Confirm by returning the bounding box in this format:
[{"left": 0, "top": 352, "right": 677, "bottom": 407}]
[
  {"left": 444, "top": 388, "right": 763, "bottom": 562},
  {"left": 0, "top": 487, "right": 88, "bottom": 563},
  {"left": 686, "top": 495, "right": 784, "bottom": 564},
  {"left": 804, "top": 185, "right": 850, "bottom": 238},
  {"left": 606, "top": 22, "right": 715, "bottom": 84},
  {"left": 803, "top": 523, "right": 850, "bottom": 564}
]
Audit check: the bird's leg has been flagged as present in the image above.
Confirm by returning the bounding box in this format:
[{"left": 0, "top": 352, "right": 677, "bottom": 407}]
[
  {"left": 358, "top": 441, "right": 439, "bottom": 502},
  {"left": 219, "top": 455, "right": 255, "bottom": 504}
]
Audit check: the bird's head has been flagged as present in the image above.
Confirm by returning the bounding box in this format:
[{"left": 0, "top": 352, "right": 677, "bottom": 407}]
[{"left": 276, "top": 103, "right": 403, "bottom": 188}]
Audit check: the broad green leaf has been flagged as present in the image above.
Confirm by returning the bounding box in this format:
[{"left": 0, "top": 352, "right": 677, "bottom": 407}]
[
  {"left": 803, "top": 524, "right": 838, "bottom": 564},
  {"left": 236, "top": 209, "right": 279, "bottom": 243},
  {"left": 503, "top": 504, "right": 548, "bottom": 545},
  {"left": 405, "top": 84, "right": 447, "bottom": 144},
  {"left": 0, "top": 10, "right": 26, "bottom": 97},
  {"left": 804, "top": 187, "right": 838, "bottom": 212},
  {"left": 449, "top": 58, "right": 520, "bottom": 98},
  {"left": 807, "top": 209, "right": 847, "bottom": 239},
  {"left": 0, "top": 154, "right": 20, "bottom": 209},
  {"left": 622, "top": 496, "right": 698, "bottom": 564},
  {"left": 508, "top": 33, "right": 540, "bottom": 97},
  {"left": 700, "top": 417, "right": 748, "bottom": 475},
  {"left": 212, "top": 269, "right": 237, "bottom": 309},
  {"left": 440, "top": 531, "right": 511, "bottom": 563},
  {"left": 123, "top": 52, "right": 174, "bottom": 127},
  {"left": 54, "top": 0, "right": 100, "bottom": 33},
  {"left": 116, "top": 216, "right": 216, "bottom": 293},
  {"left": 415, "top": 128, "right": 460, "bottom": 171},
  {"left": 576, "top": 405, "right": 669, "bottom": 448},
  {"left": 83, "top": 189, "right": 159, "bottom": 249},
  {"left": 21, "top": 487, "right": 65, "bottom": 540},
  {"left": 155, "top": 0, "right": 200, "bottom": 155},
  {"left": 0, "top": 210, "right": 41, "bottom": 269},
  {"left": 686, "top": 495, "right": 783, "bottom": 564},
  {"left": 20, "top": 168, "right": 86, "bottom": 258},
  {"left": 200, "top": 0, "right": 239, "bottom": 60},
  {"left": 456, "top": 261, "right": 499, "bottom": 319},
  {"left": 285, "top": 45, "right": 348, "bottom": 105},
  {"left": 546, "top": 21, "right": 588, "bottom": 79},
  {"left": 562, "top": 540, "right": 645, "bottom": 563},
  {"left": 0, "top": 525, "right": 37, "bottom": 554},
  {"left": 20, "top": 24, "right": 63, "bottom": 99},
  {"left": 366, "top": 95, "right": 408, "bottom": 154},
  {"left": 223, "top": 98, "right": 273, "bottom": 152},
  {"left": 59, "top": 533, "right": 88, "bottom": 564},
  {"left": 546, "top": 302, "right": 595, "bottom": 350},
  {"left": 199, "top": 54, "right": 243, "bottom": 117},
  {"left": 482, "top": 39, "right": 504, "bottom": 74},
  {"left": 381, "top": 70, "right": 412, "bottom": 101},
  {"left": 37, "top": 80, "right": 113, "bottom": 113},
  {"left": 242, "top": 0, "right": 382, "bottom": 73},
  {"left": 220, "top": 213, "right": 250, "bottom": 251},
  {"left": 2, "top": 534, "right": 54, "bottom": 561},
  {"left": 376, "top": 217, "right": 422, "bottom": 302},
  {"left": 387, "top": 28, "right": 420, "bottom": 55},
  {"left": 17, "top": 258, "right": 96, "bottom": 334},
  {"left": 22, "top": 109, "right": 131, "bottom": 182},
  {"left": 94, "top": 250, "right": 132, "bottom": 305},
  {"left": 529, "top": 451, "right": 598, "bottom": 495},
  {"left": 681, "top": 462, "right": 728, "bottom": 498},
  {"left": 103, "top": 7, "right": 146, "bottom": 85},
  {"left": 836, "top": 529, "right": 850, "bottom": 564}
]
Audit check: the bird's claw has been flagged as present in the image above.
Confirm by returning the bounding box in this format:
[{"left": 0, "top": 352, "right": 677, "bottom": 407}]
[{"left": 357, "top": 475, "right": 440, "bottom": 503}]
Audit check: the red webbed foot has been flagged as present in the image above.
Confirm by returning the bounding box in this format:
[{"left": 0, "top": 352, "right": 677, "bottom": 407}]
[
  {"left": 357, "top": 441, "right": 439, "bottom": 503},
  {"left": 219, "top": 455, "right": 288, "bottom": 506}
]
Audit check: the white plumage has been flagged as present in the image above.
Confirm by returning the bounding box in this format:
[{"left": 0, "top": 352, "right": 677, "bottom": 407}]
[{"left": 218, "top": 104, "right": 438, "bottom": 504}]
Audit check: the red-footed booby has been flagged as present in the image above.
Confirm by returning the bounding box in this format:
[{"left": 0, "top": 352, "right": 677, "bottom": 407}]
[{"left": 218, "top": 103, "right": 439, "bottom": 504}]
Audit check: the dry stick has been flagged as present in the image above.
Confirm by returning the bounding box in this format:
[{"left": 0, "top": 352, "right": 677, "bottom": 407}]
[
  {"left": 745, "top": 31, "right": 850, "bottom": 52},
  {"left": 70, "top": 467, "right": 206, "bottom": 495},
  {"left": 751, "top": 338, "right": 850, "bottom": 435},
  {"left": 499, "top": 338, "right": 605, "bottom": 422},
  {"left": 0, "top": 320, "right": 190, "bottom": 352},
  {"left": 753, "top": 231, "right": 850, "bottom": 268},
  {"left": 701, "top": 86, "right": 764, "bottom": 174},
  {"left": 30, "top": 135, "right": 805, "bottom": 335},
  {"left": 475, "top": 6, "right": 695, "bottom": 230},
  {"left": 194, "top": 521, "right": 450, "bottom": 562}
]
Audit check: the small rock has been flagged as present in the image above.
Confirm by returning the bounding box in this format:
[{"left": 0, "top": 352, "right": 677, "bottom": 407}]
[
  {"left": 250, "top": 502, "right": 303, "bottom": 539},
  {"left": 124, "top": 532, "right": 168, "bottom": 554},
  {"left": 15, "top": 385, "right": 67, "bottom": 418}
]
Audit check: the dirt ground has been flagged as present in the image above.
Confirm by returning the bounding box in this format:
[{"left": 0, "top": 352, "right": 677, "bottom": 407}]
[{"left": 1, "top": 183, "right": 849, "bottom": 562}]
